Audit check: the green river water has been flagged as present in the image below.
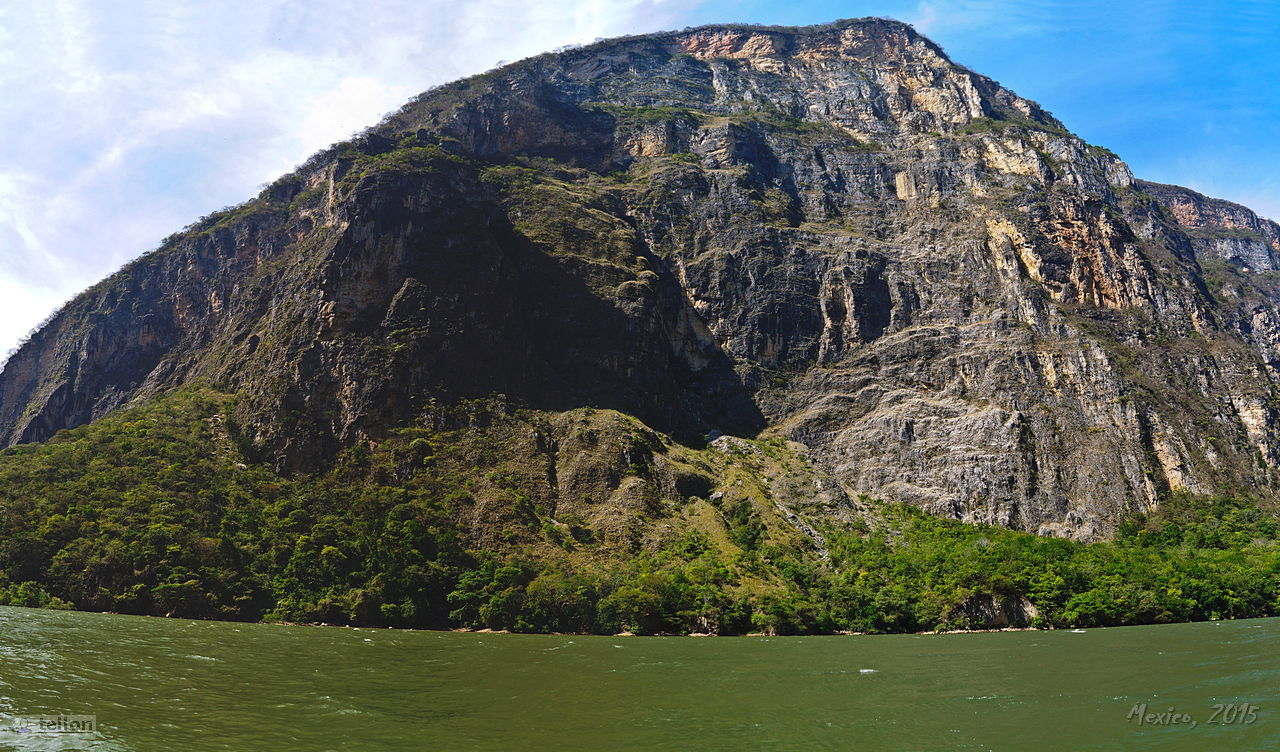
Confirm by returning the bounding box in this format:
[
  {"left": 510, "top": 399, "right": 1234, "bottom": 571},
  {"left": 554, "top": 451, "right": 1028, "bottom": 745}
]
[{"left": 0, "top": 605, "right": 1274, "bottom": 751}]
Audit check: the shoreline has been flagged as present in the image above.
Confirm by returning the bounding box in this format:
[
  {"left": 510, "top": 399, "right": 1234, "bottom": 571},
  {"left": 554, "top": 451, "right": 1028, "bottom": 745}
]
[
  {"left": 275, "top": 622, "right": 1050, "bottom": 636},
  {"left": 0, "top": 604, "right": 1174, "bottom": 636},
  {"left": 3, "top": 604, "right": 1260, "bottom": 636}
]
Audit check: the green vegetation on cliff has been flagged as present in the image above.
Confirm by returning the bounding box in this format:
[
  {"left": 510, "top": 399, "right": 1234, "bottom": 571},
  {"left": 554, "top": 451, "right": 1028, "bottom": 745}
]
[{"left": 0, "top": 389, "right": 1277, "bottom": 634}]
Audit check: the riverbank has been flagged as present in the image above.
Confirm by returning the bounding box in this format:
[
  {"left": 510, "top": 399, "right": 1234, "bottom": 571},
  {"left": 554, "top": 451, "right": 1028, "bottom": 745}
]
[{"left": 7, "top": 599, "right": 1266, "bottom": 639}]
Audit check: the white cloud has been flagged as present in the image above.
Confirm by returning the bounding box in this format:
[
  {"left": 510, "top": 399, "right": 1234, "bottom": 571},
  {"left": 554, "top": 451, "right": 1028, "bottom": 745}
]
[
  {"left": 0, "top": 279, "right": 71, "bottom": 364},
  {"left": 12, "top": 0, "right": 1268, "bottom": 372},
  {"left": 297, "top": 76, "right": 415, "bottom": 165},
  {"left": 0, "top": 0, "right": 701, "bottom": 361}
]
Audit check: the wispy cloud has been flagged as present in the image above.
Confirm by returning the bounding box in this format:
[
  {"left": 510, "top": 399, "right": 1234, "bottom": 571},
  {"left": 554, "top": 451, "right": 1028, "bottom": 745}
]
[
  {"left": 3, "top": 0, "right": 1276, "bottom": 361},
  {"left": 0, "top": 0, "right": 701, "bottom": 359}
]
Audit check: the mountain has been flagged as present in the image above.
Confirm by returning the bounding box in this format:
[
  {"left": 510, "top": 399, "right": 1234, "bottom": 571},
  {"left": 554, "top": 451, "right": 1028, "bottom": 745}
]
[{"left": 1, "top": 18, "right": 1279, "bottom": 633}]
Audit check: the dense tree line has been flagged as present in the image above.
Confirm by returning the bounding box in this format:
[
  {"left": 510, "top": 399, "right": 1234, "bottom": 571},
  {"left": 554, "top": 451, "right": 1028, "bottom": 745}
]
[{"left": 0, "top": 389, "right": 1276, "bottom": 634}]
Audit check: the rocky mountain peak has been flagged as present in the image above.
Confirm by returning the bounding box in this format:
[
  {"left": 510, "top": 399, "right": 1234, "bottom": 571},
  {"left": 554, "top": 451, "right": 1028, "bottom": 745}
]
[
  {"left": 3, "top": 19, "right": 1279, "bottom": 541},
  {"left": 372, "top": 18, "right": 1066, "bottom": 164}
]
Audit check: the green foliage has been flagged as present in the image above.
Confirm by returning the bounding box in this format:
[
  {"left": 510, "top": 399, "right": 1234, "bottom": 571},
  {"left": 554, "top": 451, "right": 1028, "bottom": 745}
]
[
  {"left": 183, "top": 201, "right": 282, "bottom": 240},
  {"left": 444, "top": 533, "right": 749, "bottom": 635},
  {"left": 584, "top": 103, "right": 705, "bottom": 125},
  {"left": 727, "top": 100, "right": 866, "bottom": 145},
  {"left": 1086, "top": 144, "right": 1120, "bottom": 161},
  {"left": 959, "top": 116, "right": 1005, "bottom": 135},
  {"left": 756, "top": 187, "right": 798, "bottom": 227},
  {"left": 960, "top": 112, "right": 1070, "bottom": 138},
  {"left": 1190, "top": 225, "right": 1266, "bottom": 242},
  {"left": 330, "top": 142, "right": 470, "bottom": 196},
  {"left": 0, "top": 581, "right": 72, "bottom": 610},
  {"left": 817, "top": 499, "right": 1280, "bottom": 631},
  {"left": 0, "top": 389, "right": 467, "bottom": 626},
  {"left": 723, "top": 500, "right": 765, "bottom": 551},
  {"left": 480, "top": 163, "right": 638, "bottom": 268},
  {"left": 1, "top": 389, "right": 1278, "bottom": 635}
]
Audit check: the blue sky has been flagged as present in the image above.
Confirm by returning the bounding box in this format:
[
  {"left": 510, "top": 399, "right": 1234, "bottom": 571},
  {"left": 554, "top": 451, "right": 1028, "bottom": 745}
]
[
  {"left": 1, "top": 0, "right": 1276, "bottom": 359},
  {"left": 692, "top": 0, "right": 1280, "bottom": 215}
]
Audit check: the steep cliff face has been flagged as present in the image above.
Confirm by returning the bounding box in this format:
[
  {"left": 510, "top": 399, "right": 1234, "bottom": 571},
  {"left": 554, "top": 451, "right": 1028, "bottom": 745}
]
[
  {"left": 3, "top": 18, "right": 1278, "bottom": 539},
  {"left": 1138, "top": 179, "right": 1280, "bottom": 271}
]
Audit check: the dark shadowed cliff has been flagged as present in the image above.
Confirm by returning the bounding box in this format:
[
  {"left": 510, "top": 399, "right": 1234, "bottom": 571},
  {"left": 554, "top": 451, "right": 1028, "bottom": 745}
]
[{"left": 4, "top": 17, "right": 1280, "bottom": 544}]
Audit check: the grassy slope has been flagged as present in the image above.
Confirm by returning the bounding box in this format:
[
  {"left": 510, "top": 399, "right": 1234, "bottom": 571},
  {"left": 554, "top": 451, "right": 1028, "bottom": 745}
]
[{"left": 0, "top": 388, "right": 1277, "bottom": 634}]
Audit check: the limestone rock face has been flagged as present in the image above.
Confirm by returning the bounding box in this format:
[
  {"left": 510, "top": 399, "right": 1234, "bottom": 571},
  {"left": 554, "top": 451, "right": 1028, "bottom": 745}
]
[
  {"left": 949, "top": 593, "right": 1040, "bottom": 630},
  {"left": 3, "top": 18, "right": 1279, "bottom": 539},
  {"left": 1137, "top": 179, "right": 1280, "bottom": 271}
]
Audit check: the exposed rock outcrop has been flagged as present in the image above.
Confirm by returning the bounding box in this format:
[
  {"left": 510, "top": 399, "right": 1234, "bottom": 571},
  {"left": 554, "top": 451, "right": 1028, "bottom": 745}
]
[
  {"left": 3, "top": 18, "right": 1278, "bottom": 540},
  {"left": 949, "top": 593, "right": 1040, "bottom": 629}
]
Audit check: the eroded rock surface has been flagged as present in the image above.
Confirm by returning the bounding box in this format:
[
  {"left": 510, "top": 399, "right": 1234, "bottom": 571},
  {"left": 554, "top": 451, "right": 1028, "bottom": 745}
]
[{"left": 3, "top": 18, "right": 1279, "bottom": 539}]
